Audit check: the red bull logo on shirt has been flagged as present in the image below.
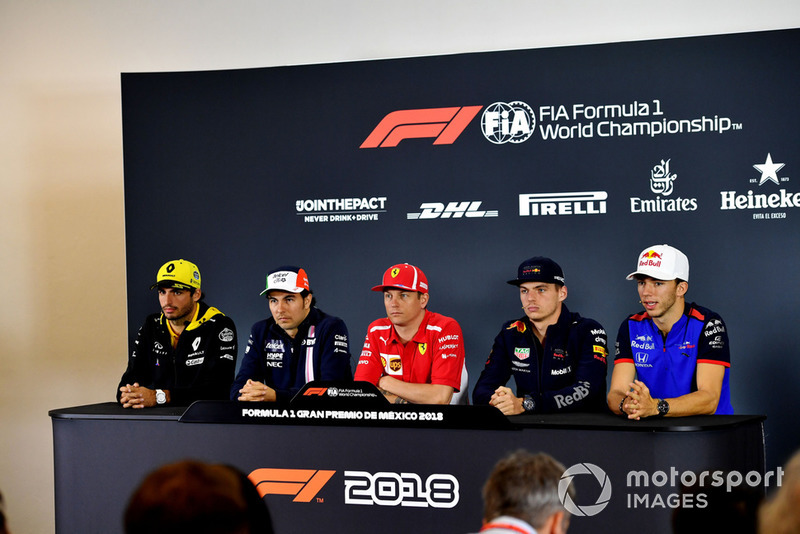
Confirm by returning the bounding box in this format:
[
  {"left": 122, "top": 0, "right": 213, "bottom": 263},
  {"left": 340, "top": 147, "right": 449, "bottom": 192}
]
[{"left": 506, "top": 320, "right": 527, "bottom": 333}]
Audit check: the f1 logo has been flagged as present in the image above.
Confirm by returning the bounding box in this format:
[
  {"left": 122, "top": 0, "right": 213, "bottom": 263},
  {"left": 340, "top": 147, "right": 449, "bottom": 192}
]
[
  {"left": 248, "top": 468, "right": 336, "bottom": 502},
  {"left": 303, "top": 387, "right": 328, "bottom": 396},
  {"left": 360, "top": 106, "right": 482, "bottom": 148}
]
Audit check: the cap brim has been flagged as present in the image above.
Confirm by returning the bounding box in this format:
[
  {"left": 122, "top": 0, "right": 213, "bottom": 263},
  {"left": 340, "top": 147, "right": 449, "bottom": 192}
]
[
  {"left": 372, "top": 284, "right": 426, "bottom": 293},
  {"left": 626, "top": 270, "right": 675, "bottom": 281},
  {"left": 261, "top": 287, "right": 306, "bottom": 296},
  {"left": 150, "top": 281, "right": 195, "bottom": 290},
  {"left": 625, "top": 271, "right": 640, "bottom": 281},
  {"left": 372, "top": 284, "right": 403, "bottom": 292}
]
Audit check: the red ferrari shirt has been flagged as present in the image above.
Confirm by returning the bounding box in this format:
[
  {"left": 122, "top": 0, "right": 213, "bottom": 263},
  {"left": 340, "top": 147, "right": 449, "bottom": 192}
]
[{"left": 355, "top": 310, "right": 464, "bottom": 390}]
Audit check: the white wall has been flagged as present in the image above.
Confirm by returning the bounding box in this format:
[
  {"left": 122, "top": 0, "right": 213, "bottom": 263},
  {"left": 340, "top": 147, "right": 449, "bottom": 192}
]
[{"left": 1, "top": 1, "right": 798, "bottom": 531}]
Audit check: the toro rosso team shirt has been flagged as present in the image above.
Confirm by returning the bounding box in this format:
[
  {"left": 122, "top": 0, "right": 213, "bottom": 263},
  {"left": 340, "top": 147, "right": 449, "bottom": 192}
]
[
  {"left": 615, "top": 301, "right": 733, "bottom": 414},
  {"left": 355, "top": 310, "right": 465, "bottom": 392},
  {"left": 472, "top": 304, "right": 608, "bottom": 412}
]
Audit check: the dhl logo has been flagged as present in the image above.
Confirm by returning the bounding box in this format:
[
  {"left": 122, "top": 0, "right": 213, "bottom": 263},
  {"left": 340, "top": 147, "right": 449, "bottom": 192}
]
[
  {"left": 361, "top": 106, "right": 482, "bottom": 148},
  {"left": 248, "top": 468, "right": 335, "bottom": 502}
]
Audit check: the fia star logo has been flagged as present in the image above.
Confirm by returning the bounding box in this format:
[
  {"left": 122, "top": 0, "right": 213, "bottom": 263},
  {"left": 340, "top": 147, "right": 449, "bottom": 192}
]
[{"left": 753, "top": 153, "right": 785, "bottom": 186}]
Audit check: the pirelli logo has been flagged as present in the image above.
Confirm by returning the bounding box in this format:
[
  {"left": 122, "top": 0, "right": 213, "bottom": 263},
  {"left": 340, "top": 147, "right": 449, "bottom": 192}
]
[
  {"left": 248, "top": 469, "right": 336, "bottom": 502},
  {"left": 361, "top": 106, "right": 482, "bottom": 148},
  {"left": 519, "top": 191, "right": 608, "bottom": 217}
]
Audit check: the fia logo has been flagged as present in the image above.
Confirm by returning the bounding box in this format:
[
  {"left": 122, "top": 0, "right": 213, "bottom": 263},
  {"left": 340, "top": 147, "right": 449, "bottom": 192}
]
[{"left": 481, "top": 101, "right": 535, "bottom": 144}]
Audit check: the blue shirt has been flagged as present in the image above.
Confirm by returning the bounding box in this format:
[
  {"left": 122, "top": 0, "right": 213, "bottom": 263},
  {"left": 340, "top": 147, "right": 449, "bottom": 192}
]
[{"left": 615, "top": 302, "right": 733, "bottom": 414}]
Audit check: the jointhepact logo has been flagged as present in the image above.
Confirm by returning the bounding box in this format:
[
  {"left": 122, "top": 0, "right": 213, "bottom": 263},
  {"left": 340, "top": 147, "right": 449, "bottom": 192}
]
[
  {"left": 558, "top": 463, "right": 612, "bottom": 517},
  {"left": 361, "top": 106, "right": 482, "bottom": 148}
]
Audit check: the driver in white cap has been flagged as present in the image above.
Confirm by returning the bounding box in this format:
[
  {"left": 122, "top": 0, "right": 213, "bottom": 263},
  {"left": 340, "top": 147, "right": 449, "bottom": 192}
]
[
  {"left": 608, "top": 244, "right": 733, "bottom": 418},
  {"left": 232, "top": 266, "right": 352, "bottom": 402}
]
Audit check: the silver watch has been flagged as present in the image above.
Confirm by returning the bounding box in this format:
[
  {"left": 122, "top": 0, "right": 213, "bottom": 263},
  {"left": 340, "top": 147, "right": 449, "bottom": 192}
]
[{"left": 156, "top": 389, "right": 167, "bottom": 405}]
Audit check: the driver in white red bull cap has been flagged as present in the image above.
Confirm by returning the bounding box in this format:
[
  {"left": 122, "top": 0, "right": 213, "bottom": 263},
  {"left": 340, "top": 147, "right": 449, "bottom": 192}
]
[
  {"left": 608, "top": 244, "right": 733, "bottom": 418},
  {"left": 355, "top": 263, "right": 468, "bottom": 405}
]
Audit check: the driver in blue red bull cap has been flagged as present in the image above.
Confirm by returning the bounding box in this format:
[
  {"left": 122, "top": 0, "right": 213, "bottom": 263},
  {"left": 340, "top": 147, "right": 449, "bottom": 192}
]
[
  {"left": 608, "top": 244, "right": 733, "bottom": 418},
  {"left": 473, "top": 257, "right": 608, "bottom": 414}
]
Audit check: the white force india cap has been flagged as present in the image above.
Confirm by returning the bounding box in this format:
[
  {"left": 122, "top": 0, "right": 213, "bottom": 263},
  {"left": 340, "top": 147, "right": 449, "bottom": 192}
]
[
  {"left": 260, "top": 266, "right": 311, "bottom": 296},
  {"left": 626, "top": 244, "right": 690, "bottom": 282}
]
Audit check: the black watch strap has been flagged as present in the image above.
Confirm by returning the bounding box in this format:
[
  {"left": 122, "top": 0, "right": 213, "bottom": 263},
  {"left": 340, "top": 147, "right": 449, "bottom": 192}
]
[
  {"left": 656, "top": 398, "right": 670, "bottom": 417},
  {"left": 522, "top": 395, "right": 535, "bottom": 413}
]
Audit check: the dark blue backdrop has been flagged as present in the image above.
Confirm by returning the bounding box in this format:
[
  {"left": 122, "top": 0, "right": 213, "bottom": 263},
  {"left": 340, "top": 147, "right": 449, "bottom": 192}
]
[{"left": 122, "top": 29, "right": 799, "bottom": 470}]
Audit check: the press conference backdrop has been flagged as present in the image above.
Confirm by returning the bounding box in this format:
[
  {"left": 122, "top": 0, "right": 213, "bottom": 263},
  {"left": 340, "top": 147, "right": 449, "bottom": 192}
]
[{"left": 123, "top": 29, "right": 799, "bottom": 468}]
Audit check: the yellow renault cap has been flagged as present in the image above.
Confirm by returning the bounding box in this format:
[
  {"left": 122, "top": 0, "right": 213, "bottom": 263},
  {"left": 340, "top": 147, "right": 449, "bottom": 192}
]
[{"left": 150, "top": 259, "right": 201, "bottom": 290}]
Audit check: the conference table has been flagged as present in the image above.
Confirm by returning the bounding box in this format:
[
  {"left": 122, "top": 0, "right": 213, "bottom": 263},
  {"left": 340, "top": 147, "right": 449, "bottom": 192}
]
[{"left": 50, "top": 386, "right": 765, "bottom": 534}]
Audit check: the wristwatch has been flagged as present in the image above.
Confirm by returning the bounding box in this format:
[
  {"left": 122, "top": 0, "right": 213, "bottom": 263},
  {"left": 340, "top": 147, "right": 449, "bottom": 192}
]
[
  {"left": 156, "top": 389, "right": 167, "bottom": 405},
  {"left": 656, "top": 398, "right": 670, "bottom": 417},
  {"left": 522, "top": 395, "right": 535, "bottom": 413}
]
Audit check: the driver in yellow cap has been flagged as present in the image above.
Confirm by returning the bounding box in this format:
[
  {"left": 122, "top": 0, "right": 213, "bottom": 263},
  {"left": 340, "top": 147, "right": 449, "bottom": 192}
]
[{"left": 117, "top": 259, "right": 238, "bottom": 408}]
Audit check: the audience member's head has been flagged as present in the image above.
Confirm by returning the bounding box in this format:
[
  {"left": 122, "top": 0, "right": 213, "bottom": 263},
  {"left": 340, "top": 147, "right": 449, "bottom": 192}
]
[
  {"left": 124, "top": 460, "right": 273, "bottom": 534},
  {"left": 0, "top": 489, "right": 9, "bottom": 534},
  {"left": 759, "top": 450, "right": 800, "bottom": 534},
  {"left": 481, "top": 450, "right": 572, "bottom": 534}
]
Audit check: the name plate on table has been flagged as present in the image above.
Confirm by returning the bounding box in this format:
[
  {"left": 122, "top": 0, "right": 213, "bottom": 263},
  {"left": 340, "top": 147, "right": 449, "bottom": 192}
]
[{"left": 180, "top": 381, "right": 516, "bottom": 430}]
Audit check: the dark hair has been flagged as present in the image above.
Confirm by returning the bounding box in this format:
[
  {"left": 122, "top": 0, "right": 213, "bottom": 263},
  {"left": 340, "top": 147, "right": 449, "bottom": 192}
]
[
  {"left": 483, "top": 450, "right": 572, "bottom": 529},
  {"left": 124, "top": 460, "right": 273, "bottom": 534},
  {"left": 300, "top": 289, "right": 317, "bottom": 308},
  {"left": 0, "top": 490, "right": 7, "bottom": 534}
]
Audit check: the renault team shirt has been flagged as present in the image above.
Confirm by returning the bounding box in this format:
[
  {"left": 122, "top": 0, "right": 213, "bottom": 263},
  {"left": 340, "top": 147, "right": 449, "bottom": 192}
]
[
  {"left": 355, "top": 309, "right": 465, "bottom": 391},
  {"left": 614, "top": 301, "right": 733, "bottom": 414}
]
